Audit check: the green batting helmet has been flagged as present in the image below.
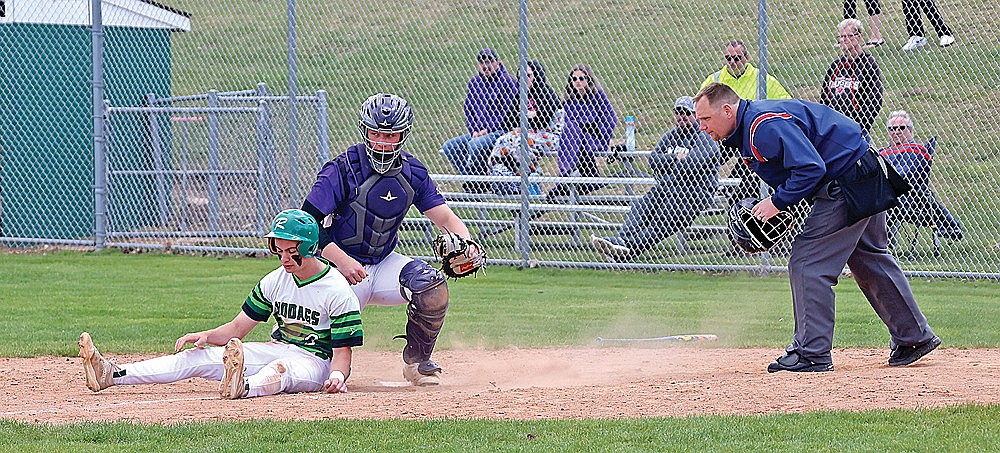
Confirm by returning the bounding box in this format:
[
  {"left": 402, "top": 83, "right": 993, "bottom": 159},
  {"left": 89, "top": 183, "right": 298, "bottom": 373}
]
[{"left": 264, "top": 209, "right": 320, "bottom": 257}]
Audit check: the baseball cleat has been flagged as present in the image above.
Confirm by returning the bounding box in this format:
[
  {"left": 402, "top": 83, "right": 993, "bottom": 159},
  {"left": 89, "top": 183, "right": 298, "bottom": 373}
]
[
  {"left": 403, "top": 360, "right": 442, "bottom": 386},
  {"left": 79, "top": 332, "right": 120, "bottom": 392},
  {"left": 220, "top": 338, "right": 249, "bottom": 399},
  {"left": 889, "top": 335, "right": 941, "bottom": 366}
]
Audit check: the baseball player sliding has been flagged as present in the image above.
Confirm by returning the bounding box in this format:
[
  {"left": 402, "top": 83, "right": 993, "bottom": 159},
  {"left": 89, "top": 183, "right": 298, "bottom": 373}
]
[{"left": 79, "top": 209, "right": 363, "bottom": 398}]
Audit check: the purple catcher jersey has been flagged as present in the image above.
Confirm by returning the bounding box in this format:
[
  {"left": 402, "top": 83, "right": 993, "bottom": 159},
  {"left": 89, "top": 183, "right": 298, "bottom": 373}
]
[{"left": 305, "top": 144, "right": 446, "bottom": 265}]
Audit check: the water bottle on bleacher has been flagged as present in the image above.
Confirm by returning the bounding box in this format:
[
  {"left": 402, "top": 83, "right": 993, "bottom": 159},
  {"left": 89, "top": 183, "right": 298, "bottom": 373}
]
[{"left": 625, "top": 115, "right": 636, "bottom": 154}]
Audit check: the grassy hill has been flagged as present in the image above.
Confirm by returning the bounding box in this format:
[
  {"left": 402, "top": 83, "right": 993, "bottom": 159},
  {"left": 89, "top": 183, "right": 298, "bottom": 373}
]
[{"left": 150, "top": 0, "right": 998, "bottom": 268}]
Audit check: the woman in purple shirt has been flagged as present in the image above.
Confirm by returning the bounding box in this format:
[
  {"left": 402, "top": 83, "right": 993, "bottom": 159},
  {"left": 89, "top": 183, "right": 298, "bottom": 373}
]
[{"left": 552, "top": 64, "right": 617, "bottom": 198}]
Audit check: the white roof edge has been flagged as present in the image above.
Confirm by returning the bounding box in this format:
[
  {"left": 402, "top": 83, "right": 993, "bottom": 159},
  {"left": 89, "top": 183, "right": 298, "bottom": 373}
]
[
  {"left": 3, "top": 0, "right": 191, "bottom": 32},
  {"left": 108, "top": 0, "right": 191, "bottom": 32}
]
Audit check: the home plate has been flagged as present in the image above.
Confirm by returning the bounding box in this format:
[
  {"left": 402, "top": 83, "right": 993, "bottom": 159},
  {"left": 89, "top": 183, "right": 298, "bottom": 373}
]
[{"left": 379, "top": 380, "right": 412, "bottom": 387}]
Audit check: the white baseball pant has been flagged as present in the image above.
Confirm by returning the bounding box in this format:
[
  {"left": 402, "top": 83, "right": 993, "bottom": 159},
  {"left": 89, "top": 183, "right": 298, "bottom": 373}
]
[{"left": 115, "top": 341, "right": 330, "bottom": 397}]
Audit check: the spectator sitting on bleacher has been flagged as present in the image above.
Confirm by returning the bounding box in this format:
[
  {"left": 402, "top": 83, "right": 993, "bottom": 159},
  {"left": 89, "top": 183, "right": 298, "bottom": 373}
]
[
  {"left": 441, "top": 48, "right": 518, "bottom": 193},
  {"left": 551, "top": 63, "right": 617, "bottom": 199},
  {"left": 591, "top": 96, "right": 722, "bottom": 261},
  {"left": 878, "top": 110, "right": 963, "bottom": 247},
  {"left": 489, "top": 60, "right": 563, "bottom": 195}
]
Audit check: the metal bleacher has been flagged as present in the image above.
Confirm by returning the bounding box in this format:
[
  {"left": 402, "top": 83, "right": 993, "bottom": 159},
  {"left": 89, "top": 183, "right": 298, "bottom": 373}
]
[{"left": 401, "top": 162, "right": 740, "bottom": 254}]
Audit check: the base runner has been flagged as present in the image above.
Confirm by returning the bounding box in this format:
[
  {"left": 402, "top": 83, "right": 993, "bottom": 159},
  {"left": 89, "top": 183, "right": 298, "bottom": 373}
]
[{"left": 79, "top": 209, "right": 363, "bottom": 398}]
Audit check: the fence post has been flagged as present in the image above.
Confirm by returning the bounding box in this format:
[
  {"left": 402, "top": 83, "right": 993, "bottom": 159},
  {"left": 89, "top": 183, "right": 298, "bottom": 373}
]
[
  {"left": 515, "top": 0, "right": 532, "bottom": 266},
  {"left": 91, "top": 0, "right": 107, "bottom": 251},
  {"left": 178, "top": 116, "right": 191, "bottom": 232},
  {"left": 256, "top": 83, "right": 280, "bottom": 223},
  {"left": 147, "top": 93, "right": 168, "bottom": 227},
  {"left": 316, "top": 90, "right": 330, "bottom": 164},
  {"left": 757, "top": 0, "right": 773, "bottom": 271},
  {"left": 287, "top": 0, "right": 300, "bottom": 207},
  {"left": 207, "top": 90, "right": 221, "bottom": 231},
  {"left": 255, "top": 101, "right": 270, "bottom": 233},
  {"left": 756, "top": 0, "right": 769, "bottom": 102}
]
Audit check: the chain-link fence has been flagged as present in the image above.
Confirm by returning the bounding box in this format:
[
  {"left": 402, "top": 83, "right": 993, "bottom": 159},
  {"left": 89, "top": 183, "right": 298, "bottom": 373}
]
[{"left": 1, "top": 0, "right": 997, "bottom": 277}]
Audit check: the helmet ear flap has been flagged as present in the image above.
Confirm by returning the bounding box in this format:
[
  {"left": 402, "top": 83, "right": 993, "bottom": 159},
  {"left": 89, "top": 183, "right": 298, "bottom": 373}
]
[
  {"left": 299, "top": 240, "right": 319, "bottom": 258},
  {"left": 267, "top": 237, "right": 282, "bottom": 255}
]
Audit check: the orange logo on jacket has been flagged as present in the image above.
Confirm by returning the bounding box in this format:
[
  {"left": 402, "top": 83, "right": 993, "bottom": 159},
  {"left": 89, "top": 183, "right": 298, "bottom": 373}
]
[{"left": 748, "top": 112, "right": 793, "bottom": 163}]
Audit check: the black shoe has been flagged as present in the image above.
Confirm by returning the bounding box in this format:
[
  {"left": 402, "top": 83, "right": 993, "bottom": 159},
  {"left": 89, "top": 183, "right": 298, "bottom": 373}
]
[
  {"left": 766, "top": 351, "right": 834, "bottom": 373},
  {"left": 888, "top": 336, "right": 941, "bottom": 366}
]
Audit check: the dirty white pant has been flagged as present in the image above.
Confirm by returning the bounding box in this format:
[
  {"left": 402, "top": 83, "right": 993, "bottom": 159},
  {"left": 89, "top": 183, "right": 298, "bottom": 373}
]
[{"left": 115, "top": 341, "right": 330, "bottom": 397}]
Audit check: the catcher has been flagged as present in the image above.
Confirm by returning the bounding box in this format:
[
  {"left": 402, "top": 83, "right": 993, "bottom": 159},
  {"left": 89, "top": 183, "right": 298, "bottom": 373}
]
[{"left": 301, "top": 93, "right": 484, "bottom": 386}]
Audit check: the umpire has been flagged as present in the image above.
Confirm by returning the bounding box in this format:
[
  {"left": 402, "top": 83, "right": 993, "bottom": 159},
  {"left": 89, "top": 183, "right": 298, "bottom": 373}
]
[{"left": 693, "top": 82, "right": 940, "bottom": 372}]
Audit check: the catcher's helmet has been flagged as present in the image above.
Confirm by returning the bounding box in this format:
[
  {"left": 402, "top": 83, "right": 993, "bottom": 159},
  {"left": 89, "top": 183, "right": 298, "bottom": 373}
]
[
  {"left": 728, "top": 198, "right": 795, "bottom": 254},
  {"left": 358, "top": 93, "right": 413, "bottom": 174},
  {"left": 264, "top": 209, "right": 319, "bottom": 257}
]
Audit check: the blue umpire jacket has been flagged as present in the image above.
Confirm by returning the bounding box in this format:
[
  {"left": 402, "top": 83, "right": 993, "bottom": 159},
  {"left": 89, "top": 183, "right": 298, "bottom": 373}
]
[{"left": 721, "top": 99, "right": 867, "bottom": 211}]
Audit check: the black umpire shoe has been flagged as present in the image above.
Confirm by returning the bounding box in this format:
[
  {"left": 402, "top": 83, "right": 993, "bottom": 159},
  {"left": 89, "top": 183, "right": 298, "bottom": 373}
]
[
  {"left": 888, "top": 335, "right": 942, "bottom": 367},
  {"left": 766, "top": 351, "right": 834, "bottom": 373}
]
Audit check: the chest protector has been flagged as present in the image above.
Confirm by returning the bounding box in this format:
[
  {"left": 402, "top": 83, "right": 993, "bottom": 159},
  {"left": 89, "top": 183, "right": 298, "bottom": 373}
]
[{"left": 340, "top": 161, "right": 416, "bottom": 259}]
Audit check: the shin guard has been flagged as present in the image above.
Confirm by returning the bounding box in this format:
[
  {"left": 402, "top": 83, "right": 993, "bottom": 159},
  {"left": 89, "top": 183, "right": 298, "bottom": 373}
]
[{"left": 398, "top": 260, "right": 448, "bottom": 364}]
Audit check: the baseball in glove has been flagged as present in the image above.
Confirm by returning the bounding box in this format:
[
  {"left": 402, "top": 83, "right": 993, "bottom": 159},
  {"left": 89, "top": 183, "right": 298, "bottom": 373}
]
[{"left": 433, "top": 232, "right": 486, "bottom": 279}]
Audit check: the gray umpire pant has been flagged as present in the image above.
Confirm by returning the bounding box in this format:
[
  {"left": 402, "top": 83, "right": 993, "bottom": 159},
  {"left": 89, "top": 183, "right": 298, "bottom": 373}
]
[{"left": 787, "top": 181, "right": 936, "bottom": 364}]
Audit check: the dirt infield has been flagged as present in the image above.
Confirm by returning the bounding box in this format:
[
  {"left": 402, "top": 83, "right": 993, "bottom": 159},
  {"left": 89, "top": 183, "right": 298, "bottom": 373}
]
[{"left": 3, "top": 347, "right": 998, "bottom": 424}]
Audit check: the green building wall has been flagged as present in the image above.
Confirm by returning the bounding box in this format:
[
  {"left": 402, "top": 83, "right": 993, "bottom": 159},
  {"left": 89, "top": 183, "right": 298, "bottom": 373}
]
[{"left": 0, "top": 23, "right": 172, "bottom": 241}]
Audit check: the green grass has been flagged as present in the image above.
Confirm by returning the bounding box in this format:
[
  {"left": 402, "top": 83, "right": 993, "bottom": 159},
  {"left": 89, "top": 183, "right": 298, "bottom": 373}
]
[
  {"left": 1, "top": 406, "right": 998, "bottom": 451},
  {"left": 149, "top": 0, "right": 1000, "bottom": 272},
  {"left": 163, "top": 0, "right": 1000, "bottom": 158},
  {"left": 3, "top": 251, "right": 997, "bottom": 357},
  {"left": 2, "top": 251, "right": 998, "bottom": 448},
  {"left": 7, "top": 0, "right": 1000, "bottom": 446}
]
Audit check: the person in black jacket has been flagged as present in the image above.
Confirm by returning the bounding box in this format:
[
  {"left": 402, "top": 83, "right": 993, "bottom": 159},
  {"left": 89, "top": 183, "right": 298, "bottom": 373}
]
[
  {"left": 501, "top": 60, "right": 560, "bottom": 133},
  {"left": 821, "top": 18, "right": 884, "bottom": 134},
  {"left": 591, "top": 96, "right": 721, "bottom": 261}
]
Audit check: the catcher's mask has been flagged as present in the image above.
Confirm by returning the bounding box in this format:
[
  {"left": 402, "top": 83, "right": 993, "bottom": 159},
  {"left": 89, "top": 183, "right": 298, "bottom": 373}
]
[
  {"left": 729, "top": 198, "right": 795, "bottom": 254},
  {"left": 264, "top": 209, "right": 319, "bottom": 258},
  {"left": 358, "top": 93, "right": 413, "bottom": 174}
]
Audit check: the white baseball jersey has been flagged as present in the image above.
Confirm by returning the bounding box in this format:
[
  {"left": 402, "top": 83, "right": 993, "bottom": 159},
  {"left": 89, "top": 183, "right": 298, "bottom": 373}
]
[{"left": 243, "top": 261, "right": 363, "bottom": 359}]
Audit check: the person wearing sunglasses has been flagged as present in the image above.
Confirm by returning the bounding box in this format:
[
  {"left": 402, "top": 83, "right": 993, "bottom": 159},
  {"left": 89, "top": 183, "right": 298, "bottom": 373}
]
[
  {"left": 552, "top": 63, "right": 617, "bottom": 198},
  {"left": 79, "top": 209, "right": 362, "bottom": 399},
  {"left": 591, "top": 96, "right": 721, "bottom": 261},
  {"left": 700, "top": 40, "right": 792, "bottom": 218},
  {"left": 821, "top": 18, "right": 884, "bottom": 135},
  {"left": 441, "top": 48, "right": 519, "bottom": 193},
  {"left": 877, "top": 110, "right": 963, "bottom": 247},
  {"left": 699, "top": 40, "right": 792, "bottom": 102}
]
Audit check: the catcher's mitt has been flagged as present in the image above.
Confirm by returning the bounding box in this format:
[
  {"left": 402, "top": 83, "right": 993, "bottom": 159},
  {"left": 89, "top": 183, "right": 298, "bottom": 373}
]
[{"left": 433, "top": 233, "right": 486, "bottom": 279}]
